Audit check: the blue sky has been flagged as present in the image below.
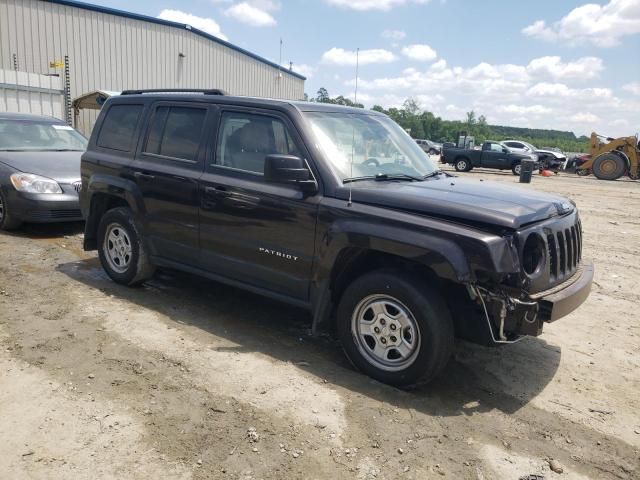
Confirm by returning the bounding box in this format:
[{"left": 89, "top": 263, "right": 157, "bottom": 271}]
[{"left": 99, "top": 0, "right": 639, "bottom": 136}]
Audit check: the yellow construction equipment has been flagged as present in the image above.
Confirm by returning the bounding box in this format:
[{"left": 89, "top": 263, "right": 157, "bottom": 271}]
[{"left": 576, "top": 132, "right": 639, "bottom": 180}]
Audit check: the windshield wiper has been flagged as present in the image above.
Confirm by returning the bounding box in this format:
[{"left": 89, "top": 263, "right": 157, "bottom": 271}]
[
  {"left": 343, "top": 173, "right": 423, "bottom": 184},
  {"left": 423, "top": 170, "right": 453, "bottom": 179}
]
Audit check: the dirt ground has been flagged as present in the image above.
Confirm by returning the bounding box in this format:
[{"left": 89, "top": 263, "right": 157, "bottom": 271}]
[{"left": 0, "top": 168, "right": 639, "bottom": 480}]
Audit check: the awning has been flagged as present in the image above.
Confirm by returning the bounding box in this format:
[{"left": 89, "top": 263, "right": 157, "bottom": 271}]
[{"left": 72, "top": 90, "right": 120, "bottom": 111}]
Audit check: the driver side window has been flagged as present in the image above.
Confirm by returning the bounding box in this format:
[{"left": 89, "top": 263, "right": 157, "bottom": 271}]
[{"left": 489, "top": 143, "right": 503, "bottom": 152}]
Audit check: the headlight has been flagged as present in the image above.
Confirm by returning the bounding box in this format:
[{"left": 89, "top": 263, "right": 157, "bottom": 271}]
[
  {"left": 522, "top": 233, "right": 545, "bottom": 276},
  {"left": 10, "top": 173, "right": 63, "bottom": 194}
]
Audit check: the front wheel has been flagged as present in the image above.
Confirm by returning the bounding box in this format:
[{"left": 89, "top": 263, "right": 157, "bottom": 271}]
[
  {"left": 0, "top": 190, "right": 22, "bottom": 231},
  {"left": 97, "top": 207, "right": 155, "bottom": 286},
  {"left": 337, "top": 271, "right": 454, "bottom": 387},
  {"left": 592, "top": 153, "right": 626, "bottom": 180}
]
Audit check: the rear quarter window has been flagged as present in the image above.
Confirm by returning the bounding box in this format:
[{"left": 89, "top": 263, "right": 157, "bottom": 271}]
[{"left": 97, "top": 104, "right": 143, "bottom": 152}]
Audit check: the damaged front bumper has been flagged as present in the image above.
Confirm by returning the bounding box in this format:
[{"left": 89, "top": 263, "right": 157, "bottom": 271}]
[{"left": 472, "top": 260, "right": 594, "bottom": 343}]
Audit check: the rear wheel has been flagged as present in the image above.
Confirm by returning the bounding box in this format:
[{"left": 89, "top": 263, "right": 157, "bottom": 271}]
[
  {"left": 576, "top": 168, "right": 591, "bottom": 176},
  {"left": 0, "top": 190, "right": 22, "bottom": 231},
  {"left": 512, "top": 162, "right": 522, "bottom": 176},
  {"left": 592, "top": 153, "right": 626, "bottom": 180},
  {"left": 337, "top": 270, "right": 454, "bottom": 387},
  {"left": 454, "top": 158, "right": 470, "bottom": 172},
  {"left": 97, "top": 207, "right": 155, "bottom": 286}
]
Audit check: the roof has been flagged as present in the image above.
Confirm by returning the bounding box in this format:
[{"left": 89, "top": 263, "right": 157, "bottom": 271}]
[
  {"left": 107, "top": 92, "right": 383, "bottom": 116},
  {"left": 43, "top": 0, "right": 306, "bottom": 81},
  {"left": 0, "top": 112, "right": 65, "bottom": 122}
]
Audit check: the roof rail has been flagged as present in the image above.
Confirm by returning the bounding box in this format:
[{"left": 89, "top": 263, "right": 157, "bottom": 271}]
[{"left": 120, "top": 88, "right": 227, "bottom": 96}]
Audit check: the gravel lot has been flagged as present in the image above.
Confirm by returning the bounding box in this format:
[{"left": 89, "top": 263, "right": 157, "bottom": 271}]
[{"left": 1, "top": 168, "right": 638, "bottom": 479}]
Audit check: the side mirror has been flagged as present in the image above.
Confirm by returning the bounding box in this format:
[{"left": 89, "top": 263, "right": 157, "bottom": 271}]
[
  {"left": 264, "top": 154, "right": 317, "bottom": 193},
  {"left": 503, "top": 148, "right": 509, "bottom": 153}
]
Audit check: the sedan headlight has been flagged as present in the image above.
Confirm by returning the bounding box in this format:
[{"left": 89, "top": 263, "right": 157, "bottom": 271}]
[{"left": 10, "top": 173, "right": 63, "bottom": 194}]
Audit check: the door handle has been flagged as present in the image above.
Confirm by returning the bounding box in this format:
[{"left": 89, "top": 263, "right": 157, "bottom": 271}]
[
  {"left": 134, "top": 172, "right": 155, "bottom": 182},
  {"left": 204, "top": 185, "right": 231, "bottom": 197}
]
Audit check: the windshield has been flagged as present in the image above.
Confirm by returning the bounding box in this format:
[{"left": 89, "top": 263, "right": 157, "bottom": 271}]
[
  {"left": 304, "top": 111, "right": 438, "bottom": 181},
  {"left": 0, "top": 120, "right": 87, "bottom": 151}
]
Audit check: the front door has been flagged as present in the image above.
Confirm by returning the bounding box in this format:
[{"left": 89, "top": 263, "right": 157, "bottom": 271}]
[
  {"left": 198, "top": 108, "right": 318, "bottom": 301},
  {"left": 481, "top": 142, "right": 509, "bottom": 168},
  {"left": 129, "top": 102, "right": 210, "bottom": 265}
]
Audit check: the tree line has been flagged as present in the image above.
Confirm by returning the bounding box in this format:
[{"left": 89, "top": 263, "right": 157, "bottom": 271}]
[{"left": 307, "top": 88, "right": 588, "bottom": 153}]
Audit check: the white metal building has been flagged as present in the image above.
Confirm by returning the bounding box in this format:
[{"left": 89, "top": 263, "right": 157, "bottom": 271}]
[{"left": 0, "top": 0, "right": 306, "bottom": 135}]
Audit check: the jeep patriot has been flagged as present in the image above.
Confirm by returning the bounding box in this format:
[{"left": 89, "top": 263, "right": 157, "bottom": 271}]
[{"left": 80, "top": 89, "right": 593, "bottom": 386}]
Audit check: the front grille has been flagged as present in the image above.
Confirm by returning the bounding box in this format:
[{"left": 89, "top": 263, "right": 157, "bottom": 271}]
[{"left": 547, "top": 218, "right": 582, "bottom": 282}]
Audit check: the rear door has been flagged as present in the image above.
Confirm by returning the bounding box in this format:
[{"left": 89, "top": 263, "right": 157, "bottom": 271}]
[
  {"left": 198, "top": 107, "right": 319, "bottom": 301},
  {"left": 129, "top": 101, "right": 210, "bottom": 265}
]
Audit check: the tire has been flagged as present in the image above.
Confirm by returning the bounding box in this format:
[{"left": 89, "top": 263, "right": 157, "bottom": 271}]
[
  {"left": 576, "top": 168, "right": 590, "bottom": 177},
  {"left": 336, "top": 270, "right": 454, "bottom": 387},
  {"left": 97, "top": 207, "right": 155, "bottom": 286},
  {"left": 0, "top": 189, "right": 22, "bottom": 231},
  {"left": 592, "top": 153, "right": 626, "bottom": 181},
  {"left": 454, "top": 158, "right": 470, "bottom": 172},
  {"left": 512, "top": 162, "right": 522, "bottom": 176},
  {"left": 428, "top": 149, "right": 437, "bottom": 155}
]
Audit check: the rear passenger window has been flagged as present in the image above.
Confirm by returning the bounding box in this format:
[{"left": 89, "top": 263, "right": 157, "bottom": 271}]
[
  {"left": 144, "top": 106, "right": 206, "bottom": 162},
  {"left": 215, "top": 111, "right": 299, "bottom": 174},
  {"left": 97, "top": 104, "right": 143, "bottom": 151}
]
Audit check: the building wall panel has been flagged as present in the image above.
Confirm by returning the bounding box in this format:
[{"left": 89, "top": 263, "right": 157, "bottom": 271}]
[{"left": 0, "top": 0, "right": 305, "bottom": 133}]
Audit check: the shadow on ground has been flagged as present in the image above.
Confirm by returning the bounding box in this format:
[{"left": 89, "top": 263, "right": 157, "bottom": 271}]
[
  {"left": 1, "top": 221, "right": 84, "bottom": 239},
  {"left": 57, "top": 256, "right": 562, "bottom": 421}
]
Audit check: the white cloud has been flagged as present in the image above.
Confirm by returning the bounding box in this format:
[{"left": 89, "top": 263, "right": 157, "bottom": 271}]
[
  {"left": 325, "top": 0, "right": 429, "bottom": 12},
  {"left": 224, "top": 2, "right": 277, "bottom": 27},
  {"left": 522, "top": 0, "right": 640, "bottom": 47},
  {"left": 570, "top": 112, "right": 600, "bottom": 124},
  {"left": 339, "top": 53, "right": 637, "bottom": 136},
  {"left": 320, "top": 48, "right": 396, "bottom": 66},
  {"left": 292, "top": 63, "right": 316, "bottom": 78},
  {"left": 382, "top": 29, "right": 406, "bottom": 40},
  {"left": 157, "top": 9, "right": 228, "bottom": 40},
  {"left": 526, "top": 56, "right": 603, "bottom": 80},
  {"left": 401, "top": 44, "right": 437, "bottom": 62},
  {"left": 623, "top": 82, "right": 640, "bottom": 95},
  {"left": 496, "top": 104, "right": 552, "bottom": 115}
]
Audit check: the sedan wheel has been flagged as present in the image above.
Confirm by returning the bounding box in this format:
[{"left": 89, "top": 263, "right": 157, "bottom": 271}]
[{"left": 0, "top": 190, "right": 22, "bottom": 230}]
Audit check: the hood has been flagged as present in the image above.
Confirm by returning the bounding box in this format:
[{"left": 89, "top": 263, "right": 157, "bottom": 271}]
[
  {"left": 335, "top": 176, "right": 572, "bottom": 230},
  {"left": 536, "top": 149, "right": 566, "bottom": 159},
  {"left": 0, "top": 151, "right": 82, "bottom": 184}
]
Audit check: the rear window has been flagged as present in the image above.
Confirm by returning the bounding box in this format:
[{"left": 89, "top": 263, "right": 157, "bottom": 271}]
[
  {"left": 144, "top": 106, "right": 207, "bottom": 162},
  {"left": 97, "top": 104, "right": 143, "bottom": 151}
]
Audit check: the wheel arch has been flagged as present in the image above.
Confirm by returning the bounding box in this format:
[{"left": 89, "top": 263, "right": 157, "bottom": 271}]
[
  {"left": 83, "top": 175, "right": 145, "bottom": 251},
  {"left": 310, "top": 224, "right": 473, "bottom": 334}
]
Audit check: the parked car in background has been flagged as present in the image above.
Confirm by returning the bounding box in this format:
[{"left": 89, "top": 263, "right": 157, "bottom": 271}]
[
  {"left": 0, "top": 113, "right": 87, "bottom": 230},
  {"left": 415, "top": 139, "right": 442, "bottom": 155},
  {"left": 442, "top": 140, "right": 539, "bottom": 175},
  {"left": 502, "top": 140, "right": 567, "bottom": 171},
  {"left": 80, "top": 90, "right": 592, "bottom": 387}
]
